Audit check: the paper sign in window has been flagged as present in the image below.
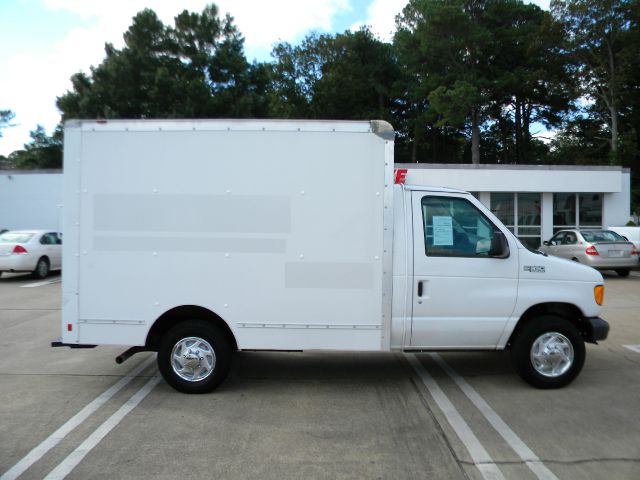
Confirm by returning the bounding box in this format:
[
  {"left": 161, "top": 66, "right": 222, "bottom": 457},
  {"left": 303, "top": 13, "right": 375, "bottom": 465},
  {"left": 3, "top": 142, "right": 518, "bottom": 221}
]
[{"left": 433, "top": 216, "right": 453, "bottom": 245}]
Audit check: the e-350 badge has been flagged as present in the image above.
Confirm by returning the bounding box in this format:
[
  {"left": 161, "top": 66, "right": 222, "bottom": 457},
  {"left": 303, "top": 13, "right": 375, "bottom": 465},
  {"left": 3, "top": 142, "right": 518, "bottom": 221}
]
[{"left": 524, "top": 266, "right": 545, "bottom": 273}]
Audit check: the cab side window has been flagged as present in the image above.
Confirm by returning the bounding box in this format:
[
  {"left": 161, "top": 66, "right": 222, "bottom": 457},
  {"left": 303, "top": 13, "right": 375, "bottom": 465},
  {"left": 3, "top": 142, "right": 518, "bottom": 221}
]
[
  {"left": 421, "top": 196, "right": 496, "bottom": 257},
  {"left": 562, "top": 232, "right": 577, "bottom": 245}
]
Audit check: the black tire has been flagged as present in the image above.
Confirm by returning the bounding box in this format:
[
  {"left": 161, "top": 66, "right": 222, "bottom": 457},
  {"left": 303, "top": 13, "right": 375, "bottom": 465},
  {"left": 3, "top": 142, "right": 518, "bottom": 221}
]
[
  {"left": 615, "top": 269, "right": 630, "bottom": 277},
  {"left": 32, "top": 257, "right": 50, "bottom": 279},
  {"left": 157, "top": 320, "right": 232, "bottom": 394},
  {"left": 511, "top": 315, "right": 585, "bottom": 389}
]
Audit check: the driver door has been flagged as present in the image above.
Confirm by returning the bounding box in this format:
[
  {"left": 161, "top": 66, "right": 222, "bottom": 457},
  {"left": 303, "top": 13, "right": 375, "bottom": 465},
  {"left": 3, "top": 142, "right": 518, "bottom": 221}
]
[{"left": 410, "top": 192, "right": 519, "bottom": 348}]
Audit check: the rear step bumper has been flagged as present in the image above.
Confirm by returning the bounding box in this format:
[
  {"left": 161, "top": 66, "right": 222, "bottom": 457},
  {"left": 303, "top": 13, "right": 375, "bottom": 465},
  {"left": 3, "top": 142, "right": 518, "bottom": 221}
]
[{"left": 51, "top": 339, "right": 96, "bottom": 348}]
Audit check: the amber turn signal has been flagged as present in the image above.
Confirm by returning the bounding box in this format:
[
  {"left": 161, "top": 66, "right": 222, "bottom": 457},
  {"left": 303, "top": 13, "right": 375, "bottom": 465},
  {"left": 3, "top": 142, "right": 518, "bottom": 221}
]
[{"left": 594, "top": 285, "right": 604, "bottom": 306}]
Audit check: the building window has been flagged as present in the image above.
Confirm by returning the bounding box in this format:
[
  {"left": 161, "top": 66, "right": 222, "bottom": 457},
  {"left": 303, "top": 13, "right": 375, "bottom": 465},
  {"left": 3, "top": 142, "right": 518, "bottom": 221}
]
[
  {"left": 517, "top": 193, "right": 541, "bottom": 249},
  {"left": 490, "top": 193, "right": 515, "bottom": 233},
  {"left": 579, "top": 193, "right": 602, "bottom": 227},
  {"left": 553, "top": 193, "right": 576, "bottom": 232},
  {"left": 490, "top": 193, "right": 541, "bottom": 248},
  {"left": 553, "top": 193, "right": 602, "bottom": 233}
]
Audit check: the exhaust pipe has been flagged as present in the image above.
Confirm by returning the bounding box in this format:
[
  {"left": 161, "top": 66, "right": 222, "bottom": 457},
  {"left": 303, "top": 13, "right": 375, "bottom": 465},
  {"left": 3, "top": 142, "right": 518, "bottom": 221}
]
[{"left": 115, "top": 346, "right": 151, "bottom": 364}]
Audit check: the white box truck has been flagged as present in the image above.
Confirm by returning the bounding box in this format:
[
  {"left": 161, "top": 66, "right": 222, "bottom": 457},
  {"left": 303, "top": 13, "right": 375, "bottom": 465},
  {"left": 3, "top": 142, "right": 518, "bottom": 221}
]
[{"left": 54, "top": 119, "right": 609, "bottom": 393}]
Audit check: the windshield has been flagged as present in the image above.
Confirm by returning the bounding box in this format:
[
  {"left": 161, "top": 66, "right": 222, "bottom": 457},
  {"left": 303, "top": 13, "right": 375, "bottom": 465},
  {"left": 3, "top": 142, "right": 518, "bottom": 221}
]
[
  {"left": 0, "top": 232, "right": 35, "bottom": 243},
  {"left": 581, "top": 230, "right": 625, "bottom": 243}
]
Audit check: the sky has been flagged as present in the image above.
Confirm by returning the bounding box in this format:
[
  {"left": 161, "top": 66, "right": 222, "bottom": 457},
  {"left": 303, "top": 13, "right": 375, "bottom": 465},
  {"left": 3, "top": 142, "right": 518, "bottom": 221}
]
[{"left": 0, "top": 0, "right": 550, "bottom": 156}]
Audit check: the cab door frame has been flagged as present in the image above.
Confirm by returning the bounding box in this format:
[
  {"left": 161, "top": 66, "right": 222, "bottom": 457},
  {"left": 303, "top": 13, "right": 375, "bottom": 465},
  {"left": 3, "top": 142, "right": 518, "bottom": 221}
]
[{"left": 408, "top": 188, "right": 520, "bottom": 349}]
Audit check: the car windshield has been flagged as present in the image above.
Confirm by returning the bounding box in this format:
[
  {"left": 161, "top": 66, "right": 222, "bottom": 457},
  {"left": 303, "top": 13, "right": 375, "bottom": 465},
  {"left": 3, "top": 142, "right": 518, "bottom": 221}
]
[
  {"left": 581, "top": 230, "right": 625, "bottom": 243},
  {"left": 0, "top": 232, "right": 35, "bottom": 243}
]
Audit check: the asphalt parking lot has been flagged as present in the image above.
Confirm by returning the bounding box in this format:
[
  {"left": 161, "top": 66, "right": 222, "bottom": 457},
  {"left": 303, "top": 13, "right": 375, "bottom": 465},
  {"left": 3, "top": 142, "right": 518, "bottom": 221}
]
[{"left": 1, "top": 271, "right": 639, "bottom": 480}]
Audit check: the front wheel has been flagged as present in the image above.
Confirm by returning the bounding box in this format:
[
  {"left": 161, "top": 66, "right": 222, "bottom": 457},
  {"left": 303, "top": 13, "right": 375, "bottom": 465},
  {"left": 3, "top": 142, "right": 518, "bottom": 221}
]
[
  {"left": 511, "top": 315, "right": 585, "bottom": 389},
  {"left": 157, "top": 320, "right": 232, "bottom": 393}
]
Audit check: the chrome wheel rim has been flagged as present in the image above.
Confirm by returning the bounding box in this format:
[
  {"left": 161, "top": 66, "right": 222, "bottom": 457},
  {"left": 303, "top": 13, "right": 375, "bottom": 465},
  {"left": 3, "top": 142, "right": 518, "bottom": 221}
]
[
  {"left": 530, "top": 332, "right": 574, "bottom": 378},
  {"left": 171, "top": 337, "right": 216, "bottom": 382}
]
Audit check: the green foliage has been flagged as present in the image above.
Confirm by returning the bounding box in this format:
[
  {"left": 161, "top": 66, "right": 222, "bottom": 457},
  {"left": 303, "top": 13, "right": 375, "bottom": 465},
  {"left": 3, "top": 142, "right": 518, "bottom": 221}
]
[
  {"left": 57, "top": 6, "right": 269, "bottom": 120},
  {"left": 269, "top": 29, "right": 400, "bottom": 122},
  {"left": 8, "top": 125, "right": 62, "bottom": 169},
  {"left": 393, "top": 0, "right": 571, "bottom": 163}
]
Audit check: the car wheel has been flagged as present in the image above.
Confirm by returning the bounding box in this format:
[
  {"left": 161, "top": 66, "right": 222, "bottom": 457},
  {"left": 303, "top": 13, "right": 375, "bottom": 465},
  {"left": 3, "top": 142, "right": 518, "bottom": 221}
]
[
  {"left": 571, "top": 257, "right": 579, "bottom": 262},
  {"left": 157, "top": 320, "right": 232, "bottom": 394},
  {"left": 511, "top": 315, "right": 585, "bottom": 389},
  {"left": 32, "top": 257, "right": 50, "bottom": 279},
  {"left": 615, "top": 269, "right": 630, "bottom": 277}
]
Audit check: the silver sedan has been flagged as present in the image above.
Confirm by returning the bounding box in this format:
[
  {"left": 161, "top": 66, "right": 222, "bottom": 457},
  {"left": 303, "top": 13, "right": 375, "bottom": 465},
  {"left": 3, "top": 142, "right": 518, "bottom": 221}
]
[
  {"left": 0, "top": 230, "right": 62, "bottom": 278},
  {"left": 540, "top": 229, "right": 638, "bottom": 277}
]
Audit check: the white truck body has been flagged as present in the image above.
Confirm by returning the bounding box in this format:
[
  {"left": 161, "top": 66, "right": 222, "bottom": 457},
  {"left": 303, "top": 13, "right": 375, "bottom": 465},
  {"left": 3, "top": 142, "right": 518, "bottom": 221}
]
[{"left": 59, "top": 119, "right": 608, "bottom": 391}]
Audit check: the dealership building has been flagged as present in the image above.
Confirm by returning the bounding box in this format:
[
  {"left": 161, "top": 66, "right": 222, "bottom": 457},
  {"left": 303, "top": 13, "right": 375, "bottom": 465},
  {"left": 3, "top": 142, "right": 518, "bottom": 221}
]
[
  {"left": 0, "top": 164, "right": 633, "bottom": 249},
  {"left": 397, "top": 163, "right": 632, "bottom": 248}
]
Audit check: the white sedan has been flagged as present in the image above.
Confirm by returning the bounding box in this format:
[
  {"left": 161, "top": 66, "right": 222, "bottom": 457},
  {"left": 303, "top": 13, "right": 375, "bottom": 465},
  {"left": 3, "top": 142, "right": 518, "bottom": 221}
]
[{"left": 0, "top": 230, "right": 62, "bottom": 278}]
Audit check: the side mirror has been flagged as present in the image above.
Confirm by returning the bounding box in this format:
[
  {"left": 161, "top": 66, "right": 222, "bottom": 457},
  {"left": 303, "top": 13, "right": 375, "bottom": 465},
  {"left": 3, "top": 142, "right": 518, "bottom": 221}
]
[
  {"left": 489, "top": 231, "right": 510, "bottom": 258},
  {"left": 542, "top": 240, "right": 550, "bottom": 246}
]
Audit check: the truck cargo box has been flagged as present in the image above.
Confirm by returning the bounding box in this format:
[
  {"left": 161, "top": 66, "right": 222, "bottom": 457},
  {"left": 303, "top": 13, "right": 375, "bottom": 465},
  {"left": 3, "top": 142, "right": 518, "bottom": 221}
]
[{"left": 62, "top": 119, "right": 395, "bottom": 351}]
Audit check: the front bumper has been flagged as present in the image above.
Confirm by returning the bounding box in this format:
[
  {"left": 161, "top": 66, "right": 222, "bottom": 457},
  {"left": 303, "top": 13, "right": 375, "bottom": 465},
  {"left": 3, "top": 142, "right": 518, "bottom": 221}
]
[{"left": 584, "top": 316, "right": 609, "bottom": 343}]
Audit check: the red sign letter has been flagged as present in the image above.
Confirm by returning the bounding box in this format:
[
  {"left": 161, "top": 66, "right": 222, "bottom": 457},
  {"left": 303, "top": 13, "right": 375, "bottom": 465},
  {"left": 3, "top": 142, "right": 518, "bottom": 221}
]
[{"left": 394, "top": 169, "right": 407, "bottom": 184}]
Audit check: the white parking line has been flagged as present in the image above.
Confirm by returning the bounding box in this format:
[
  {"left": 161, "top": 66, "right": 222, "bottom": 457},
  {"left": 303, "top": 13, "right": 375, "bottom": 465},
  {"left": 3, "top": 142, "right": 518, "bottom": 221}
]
[
  {"left": 44, "top": 375, "right": 161, "bottom": 480},
  {"left": 430, "top": 353, "right": 558, "bottom": 480},
  {"left": 623, "top": 345, "right": 640, "bottom": 354},
  {"left": 0, "top": 355, "right": 156, "bottom": 480},
  {"left": 20, "top": 278, "right": 61, "bottom": 288},
  {"left": 405, "top": 354, "right": 506, "bottom": 480}
]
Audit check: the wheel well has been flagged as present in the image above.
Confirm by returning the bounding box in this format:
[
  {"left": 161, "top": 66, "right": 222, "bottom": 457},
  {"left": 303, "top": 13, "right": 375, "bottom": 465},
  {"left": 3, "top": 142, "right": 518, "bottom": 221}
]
[
  {"left": 146, "top": 305, "right": 238, "bottom": 351},
  {"left": 508, "top": 302, "right": 591, "bottom": 345}
]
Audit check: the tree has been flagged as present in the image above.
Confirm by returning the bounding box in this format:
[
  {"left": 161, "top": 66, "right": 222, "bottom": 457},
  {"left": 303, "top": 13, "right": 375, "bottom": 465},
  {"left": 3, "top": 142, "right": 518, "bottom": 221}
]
[
  {"left": 57, "top": 5, "right": 269, "bottom": 121},
  {"left": 0, "top": 109, "right": 15, "bottom": 137},
  {"left": 395, "top": 0, "right": 497, "bottom": 164},
  {"left": 551, "top": 0, "right": 637, "bottom": 155},
  {"left": 395, "top": 0, "right": 574, "bottom": 165},
  {"left": 8, "top": 125, "right": 63, "bottom": 169},
  {"left": 270, "top": 29, "right": 401, "bottom": 122},
  {"left": 485, "top": 2, "right": 575, "bottom": 163}
]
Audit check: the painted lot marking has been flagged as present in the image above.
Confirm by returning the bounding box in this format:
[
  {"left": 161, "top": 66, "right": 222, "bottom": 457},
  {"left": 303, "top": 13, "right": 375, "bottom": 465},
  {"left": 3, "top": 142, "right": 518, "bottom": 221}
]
[
  {"left": 0, "top": 355, "right": 156, "bottom": 480},
  {"left": 21, "top": 278, "right": 61, "bottom": 288},
  {"left": 44, "top": 375, "right": 161, "bottom": 480},
  {"left": 405, "top": 354, "right": 506, "bottom": 480},
  {"left": 430, "top": 353, "right": 559, "bottom": 480},
  {"left": 623, "top": 345, "right": 640, "bottom": 354}
]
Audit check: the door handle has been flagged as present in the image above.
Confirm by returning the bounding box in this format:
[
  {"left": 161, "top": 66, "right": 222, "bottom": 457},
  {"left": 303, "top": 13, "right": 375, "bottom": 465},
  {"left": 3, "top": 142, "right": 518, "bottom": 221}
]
[{"left": 417, "top": 281, "right": 423, "bottom": 297}]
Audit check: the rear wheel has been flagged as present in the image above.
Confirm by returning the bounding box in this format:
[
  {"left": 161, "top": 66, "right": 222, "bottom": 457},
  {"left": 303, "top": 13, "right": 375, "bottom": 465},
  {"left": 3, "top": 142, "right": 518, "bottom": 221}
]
[
  {"left": 615, "top": 269, "right": 630, "bottom": 277},
  {"left": 32, "top": 257, "right": 50, "bottom": 279},
  {"left": 157, "top": 320, "right": 232, "bottom": 393},
  {"left": 511, "top": 315, "right": 585, "bottom": 389}
]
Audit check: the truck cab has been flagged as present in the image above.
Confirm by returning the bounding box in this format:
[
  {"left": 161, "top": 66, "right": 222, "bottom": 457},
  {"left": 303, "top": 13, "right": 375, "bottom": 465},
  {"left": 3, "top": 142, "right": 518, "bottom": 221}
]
[{"left": 391, "top": 184, "right": 608, "bottom": 388}]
